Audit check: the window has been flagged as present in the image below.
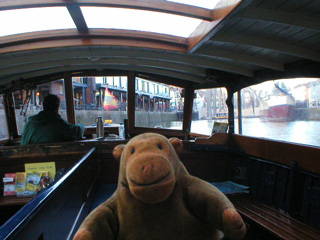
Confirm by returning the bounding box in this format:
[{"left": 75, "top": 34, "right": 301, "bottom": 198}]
[
  {"left": 120, "top": 77, "right": 127, "bottom": 88},
  {"left": 150, "top": 84, "right": 155, "bottom": 94},
  {"left": 238, "top": 78, "right": 320, "bottom": 147},
  {"left": 106, "top": 77, "right": 113, "bottom": 85},
  {"left": 14, "top": 79, "right": 66, "bottom": 135},
  {"left": 0, "top": 1, "right": 235, "bottom": 38},
  {"left": 73, "top": 77, "right": 83, "bottom": 84},
  {"left": 73, "top": 76, "right": 127, "bottom": 126},
  {"left": 0, "top": 7, "right": 75, "bottom": 37},
  {"left": 135, "top": 78, "right": 183, "bottom": 130},
  {"left": 113, "top": 77, "right": 120, "bottom": 87},
  {"left": 142, "top": 81, "right": 148, "bottom": 92},
  {"left": 191, "top": 88, "right": 228, "bottom": 135},
  {"left": 136, "top": 79, "right": 142, "bottom": 91},
  {"left": 81, "top": 7, "right": 202, "bottom": 38},
  {"left": 0, "top": 95, "right": 9, "bottom": 140}
]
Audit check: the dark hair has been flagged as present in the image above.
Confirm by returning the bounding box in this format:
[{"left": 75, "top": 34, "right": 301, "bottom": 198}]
[{"left": 43, "top": 94, "right": 60, "bottom": 112}]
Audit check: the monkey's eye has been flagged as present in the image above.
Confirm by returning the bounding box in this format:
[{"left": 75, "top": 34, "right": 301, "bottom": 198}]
[
  {"left": 157, "top": 144, "right": 163, "bottom": 150},
  {"left": 131, "top": 148, "right": 135, "bottom": 154}
]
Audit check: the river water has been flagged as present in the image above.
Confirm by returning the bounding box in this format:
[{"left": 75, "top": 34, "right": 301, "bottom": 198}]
[
  {"left": 240, "top": 118, "right": 320, "bottom": 147},
  {"left": 2, "top": 109, "right": 319, "bottom": 147},
  {"left": 175, "top": 118, "right": 320, "bottom": 147}
]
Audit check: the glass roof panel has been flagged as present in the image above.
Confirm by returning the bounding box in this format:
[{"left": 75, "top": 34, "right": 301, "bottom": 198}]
[
  {"left": 81, "top": 7, "right": 202, "bottom": 38},
  {"left": 166, "top": 0, "right": 220, "bottom": 9},
  {"left": 0, "top": 7, "right": 76, "bottom": 37}
]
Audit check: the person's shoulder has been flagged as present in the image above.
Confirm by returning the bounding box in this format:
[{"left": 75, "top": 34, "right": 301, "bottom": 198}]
[
  {"left": 77, "top": 123, "right": 85, "bottom": 128},
  {"left": 54, "top": 115, "right": 69, "bottom": 124}
]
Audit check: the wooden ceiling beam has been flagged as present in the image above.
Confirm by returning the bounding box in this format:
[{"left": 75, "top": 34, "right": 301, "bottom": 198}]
[
  {"left": 213, "top": 33, "right": 320, "bottom": 62},
  {"left": 195, "top": 47, "right": 284, "bottom": 71},
  {"left": 0, "top": 0, "right": 214, "bottom": 21},
  {"left": 0, "top": 46, "right": 253, "bottom": 77},
  {"left": 0, "top": 29, "right": 187, "bottom": 48},
  {"left": 253, "top": 60, "right": 320, "bottom": 83},
  {"left": 0, "top": 64, "right": 206, "bottom": 84},
  {"left": 0, "top": 29, "right": 188, "bottom": 55},
  {"left": 0, "top": 57, "right": 206, "bottom": 78},
  {"left": 239, "top": 7, "right": 320, "bottom": 32},
  {"left": 188, "top": 0, "right": 249, "bottom": 53},
  {"left": 66, "top": 4, "right": 88, "bottom": 33}
]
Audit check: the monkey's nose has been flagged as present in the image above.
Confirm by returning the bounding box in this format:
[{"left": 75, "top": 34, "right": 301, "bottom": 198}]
[{"left": 142, "top": 164, "right": 153, "bottom": 176}]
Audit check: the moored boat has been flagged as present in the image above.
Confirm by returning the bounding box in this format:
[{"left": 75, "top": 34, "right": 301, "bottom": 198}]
[{"left": 260, "top": 94, "right": 296, "bottom": 122}]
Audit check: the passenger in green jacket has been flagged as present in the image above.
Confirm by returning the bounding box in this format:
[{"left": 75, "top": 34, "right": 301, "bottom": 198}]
[{"left": 21, "top": 94, "right": 85, "bottom": 145}]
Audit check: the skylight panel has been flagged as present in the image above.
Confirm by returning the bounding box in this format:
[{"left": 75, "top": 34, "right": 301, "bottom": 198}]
[
  {"left": 0, "top": 7, "right": 76, "bottom": 37},
  {"left": 81, "top": 7, "right": 202, "bottom": 38},
  {"left": 166, "top": 0, "right": 220, "bottom": 9}
]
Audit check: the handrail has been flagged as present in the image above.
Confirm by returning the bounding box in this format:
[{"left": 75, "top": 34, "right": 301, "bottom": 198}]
[{"left": 0, "top": 147, "right": 97, "bottom": 240}]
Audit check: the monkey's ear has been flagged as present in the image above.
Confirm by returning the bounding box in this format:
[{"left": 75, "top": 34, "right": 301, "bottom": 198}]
[
  {"left": 169, "top": 137, "right": 183, "bottom": 154},
  {"left": 113, "top": 144, "right": 125, "bottom": 161}
]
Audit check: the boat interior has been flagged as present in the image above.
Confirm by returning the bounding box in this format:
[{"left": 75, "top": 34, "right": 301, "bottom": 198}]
[{"left": 0, "top": 0, "right": 320, "bottom": 239}]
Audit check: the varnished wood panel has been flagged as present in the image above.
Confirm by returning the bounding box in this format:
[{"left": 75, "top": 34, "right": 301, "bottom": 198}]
[
  {"left": 0, "top": 29, "right": 188, "bottom": 55},
  {"left": 230, "top": 134, "right": 320, "bottom": 174},
  {"left": 188, "top": 1, "right": 243, "bottom": 52}
]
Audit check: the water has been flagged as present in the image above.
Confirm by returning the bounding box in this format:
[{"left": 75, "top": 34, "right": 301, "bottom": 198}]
[
  {"left": 240, "top": 118, "right": 320, "bottom": 147},
  {"left": 174, "top": 118, "right": 320, "bottom": 147}
]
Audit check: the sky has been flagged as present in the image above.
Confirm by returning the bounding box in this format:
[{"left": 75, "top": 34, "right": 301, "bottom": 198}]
[
  {"left": 251, "top": 78, "right": 319, "bottom": 101},
  {"left": 0, "top": 1, "right": 220, "bottom": 38}
]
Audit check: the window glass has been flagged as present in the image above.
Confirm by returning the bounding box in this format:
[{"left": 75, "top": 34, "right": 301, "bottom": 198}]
[
  {"left": 233, "top": 92, "right": 240, "bottom": 134},
  {"left": 0, "top": 7, "right": 75, "bottom": 37},
  {"left": 0, "top": 95, "right": 9, "bottom": 140},
  {"left": 120, "top": 77, "right": 127, "bottom": 88},
  {"left": 137, "top": 79, "right": 142, "bottom": 91},
  {"left": 240, "top": 78, "right": 320, "bottom": 146},
  {"left": 150, "top": 84, "right": 155, "bottom": 94},
  {"left": 191, "top": 88, "right": 228, "bottom": 135},
  {"left": 73, "top": 76, "right": 127, "bottom": 126},
  {"left": 135, "top": 77, "right": 183, "bottom": 130},
  {"left": 106, "top": 77, "right": 113, "bottom": 85},
  {"left": 113, "top": 77, "right": 120, "bottom": 87},
  {"left": 143, "top": 81, "right": 148, "bottom": 92},
  {"left": 14, "top": 79, "right": 66, "bottom": 135},
  {"left": 81, "top": 7, "right": 201, "bottom": 38}
]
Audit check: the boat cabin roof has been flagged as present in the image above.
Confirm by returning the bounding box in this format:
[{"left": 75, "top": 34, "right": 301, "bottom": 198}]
[{"left": 1, "top": 0, "right": 320, "bottom": 93}]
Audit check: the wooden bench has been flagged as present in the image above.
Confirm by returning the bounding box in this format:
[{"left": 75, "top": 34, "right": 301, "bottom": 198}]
[
  {"left": 0, "top": 196, "right": 32, "bottom": 207},
  {"left": 228, "top": 195, "right": 320, "bottom": 240}
]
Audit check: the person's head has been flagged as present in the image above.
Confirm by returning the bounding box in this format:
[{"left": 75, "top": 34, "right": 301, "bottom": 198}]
[{"left": 43, "top": 94, "right": 60, "bottom": 112}]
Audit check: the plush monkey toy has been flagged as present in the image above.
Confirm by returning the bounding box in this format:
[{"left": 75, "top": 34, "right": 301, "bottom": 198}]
[{"left": 73, "top": 133, "right": 246, "bottom": 240}]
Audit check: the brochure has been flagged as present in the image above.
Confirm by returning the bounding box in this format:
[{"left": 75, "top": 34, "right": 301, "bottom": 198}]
[
  {"left": 15, "top": 172, "right": 27, "bottom": 194},
  {"left": 26, "top": 172, "right": 42, "bottom": 192},
  {"left": 212, "top": 122, "right": 229, "bottom": 134},
  {"left": 3, "top": 173, "right": 16, "bottom": 196}
]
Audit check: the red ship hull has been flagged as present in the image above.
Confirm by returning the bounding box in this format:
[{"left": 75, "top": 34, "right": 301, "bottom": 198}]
[{"left": 260, "top": 104, "right": 296, "bottom": 122}]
